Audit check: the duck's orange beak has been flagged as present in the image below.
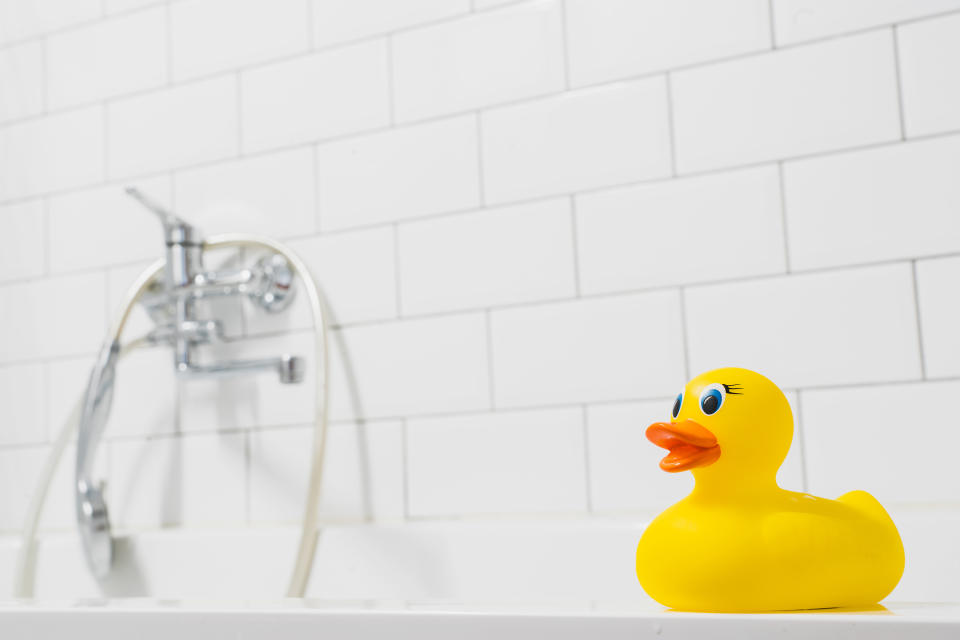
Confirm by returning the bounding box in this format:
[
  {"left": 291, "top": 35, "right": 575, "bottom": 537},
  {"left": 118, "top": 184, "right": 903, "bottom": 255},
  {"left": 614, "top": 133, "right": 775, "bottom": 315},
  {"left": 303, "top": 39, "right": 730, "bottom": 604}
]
[{"left": 646, "top": 419, "right": 721, "bottom": 472}]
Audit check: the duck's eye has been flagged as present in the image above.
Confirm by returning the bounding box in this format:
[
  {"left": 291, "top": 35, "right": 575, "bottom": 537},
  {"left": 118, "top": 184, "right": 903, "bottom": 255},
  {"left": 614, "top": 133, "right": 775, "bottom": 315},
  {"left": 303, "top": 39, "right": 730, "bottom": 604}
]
[
  {"left": 699, "top": 383, "right": 726, "bottom": 416},
  {"left": 672, "top": 393, "right": 682, "bottom": 418}
]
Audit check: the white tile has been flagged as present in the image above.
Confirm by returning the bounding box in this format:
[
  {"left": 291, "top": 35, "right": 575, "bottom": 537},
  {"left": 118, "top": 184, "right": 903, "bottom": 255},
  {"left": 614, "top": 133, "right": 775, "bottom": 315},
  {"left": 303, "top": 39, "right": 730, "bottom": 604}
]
[
  {"left": 898, "top": 13, "right": 960, "bottom": 137},
  {"left": 241, "top": 40, "right": 389, "bottom": 153},
  {"left": 46, "top": 7, "right": 167, "bottom": 109},
  {"left": 916, "top": 256, "right": 960, "bottom": 378},
  {"left": 108, "top": 432, "right": 246, "bottom": 528},
  {"left": 306, "top": 521, "right": 648, "bottom": 601},
  {"left": 577, "top": 166, "right": 785, "bottom": 294},
  {"left": 587, "top": 401, "right": 693, "bottom": 512},
  {"left": 316, "top": 116, "right": 480, "bottom": 230},
  {"left": 45, "top": 356, "right": 91, "bottom": 439},
  {"left": 672, "top": 31, "right": 901, "bottom": 173},
  {"left": 0, "top": 363, "right": 45, "bottom": 445},
  {"left": 398, "top": 199, "right": 576, "bottom": 315},
  {"left": 0, "top": 0, "right": 101, "bottom": 43},
  {"left": 249, "top": 420, "right": 404, "bottom": 523},
  {"left": 474, "top": 0, "right": 522, "bottom": 8},
  {"left": 566, "top": 0, "right": 771, "bottom": 87},
  {"left": 104, "top": 0, "right": 163, "bottom": 14},
  {"left": 407, "top": 408, "right": 588, "bottom": 516},
  {"left": 0, "top": 106, "right": 104, "bottom": 200},
  {"left": 802, "top": 381, "right": 960, "bottom": 504},
  {"left": 244, "top": 226, "right": 398, "bottom": 335},
  {"left": 48, "top": 177, "right": 170, "bottom": 273},
  {"left": 175, "top": 149, "right": 315, "bottom": 239},
  {"left": 171, "top": 0, "right": 309, "bottom": 81},
  {"left": 0, "top": 200, "right": 45, "bottom": 282},
  {"left": 0, "top": 446, "right": 48, "bottom": 531},
  {"left": 393, "top": 1, "right": 565, "bottom": 122},
  {"left": 482, "top": 79, "right": 672, "bottom": 204},
  {"left": 0, "top": 272, "right": 106, "bottom": 363},
  {"left": 491, "top": 292, "right": 686, "bottom": 408},
  {"left": 888, "top": 508, "right": 960, "bottom": 602},
  {"left": 312, "top": 0, "right": 470, "bottom": 47},
  {"left": 685, "top": 264, "right": 922, "bottom": 389},
  {"left": 327, "top": 314, "right": 490, "bottom": 420},
  {"left": 784, "top": 135, "right": 960, "bottom": 270},
  {"left": 108, "top": 346, "right": 177, "bottom": 439},
  {"left": 0, "top": 41, "right": 43, "bottom": 123},
  {"left": 107, "top": 77, "right": 238, "bottom": 179},
  {"left": 38, "top": 273, "right": 108, "bottom": 360},
  {"left": 773, "top": 0, "right": 960, "bottom": 45}
]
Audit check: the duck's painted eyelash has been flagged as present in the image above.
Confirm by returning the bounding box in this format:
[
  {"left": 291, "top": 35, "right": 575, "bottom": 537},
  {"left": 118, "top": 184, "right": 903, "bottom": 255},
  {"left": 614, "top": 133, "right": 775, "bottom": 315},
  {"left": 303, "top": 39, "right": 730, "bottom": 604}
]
[{"left": 723, "top": 384, "right": 743, "bottom": 395}]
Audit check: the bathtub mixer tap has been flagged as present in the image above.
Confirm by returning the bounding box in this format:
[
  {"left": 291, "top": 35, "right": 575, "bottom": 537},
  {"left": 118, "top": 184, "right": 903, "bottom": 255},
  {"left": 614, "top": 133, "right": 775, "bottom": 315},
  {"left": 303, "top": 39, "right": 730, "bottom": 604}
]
[{"left": 75, "top": 188, "right": 306, "bottom": 577}]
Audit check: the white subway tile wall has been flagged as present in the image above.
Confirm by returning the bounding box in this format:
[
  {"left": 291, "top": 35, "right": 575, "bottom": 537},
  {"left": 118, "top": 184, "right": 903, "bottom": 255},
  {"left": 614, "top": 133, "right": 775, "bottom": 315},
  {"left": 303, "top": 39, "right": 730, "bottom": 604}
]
[
  {"left": 240, "top": 41, "right": 390, "bottom": 154},
  {"left": 45, "top": 7, "right": 167, "bottom": 110},
  {"left": 392, "top": 1, "right": 565, "bottom": 122},
  {"left": 0, "top": 0, "right": 958, "bottom": 595},
  {"left": 898, "top": 11, "right": 960, "bottom": 137},
  {"left": 565, "top": 0, "right": 771, "bottom": 87},
  {"left": 671, "top": 31, "right": 901, "bottom": 173},
  {"left": 0, "top": 41, "right": 44, "bottom": 123}
]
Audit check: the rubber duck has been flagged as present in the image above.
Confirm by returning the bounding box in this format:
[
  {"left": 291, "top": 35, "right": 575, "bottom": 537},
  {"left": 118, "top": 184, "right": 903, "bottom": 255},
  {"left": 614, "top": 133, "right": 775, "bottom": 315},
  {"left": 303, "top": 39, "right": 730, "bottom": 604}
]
[{"left": 636, "top": 367, "right": 904, "bottom": 612}]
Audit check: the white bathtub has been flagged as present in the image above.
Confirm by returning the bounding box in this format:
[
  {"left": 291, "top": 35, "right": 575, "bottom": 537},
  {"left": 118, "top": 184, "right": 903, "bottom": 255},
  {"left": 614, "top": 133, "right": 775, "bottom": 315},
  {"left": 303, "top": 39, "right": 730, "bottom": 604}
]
[
  {"left": 3, "top": 518, "right": 959, "bottom": 638},
  {"left": 0, "top": 600, "right": 958, "bottom": 639}
]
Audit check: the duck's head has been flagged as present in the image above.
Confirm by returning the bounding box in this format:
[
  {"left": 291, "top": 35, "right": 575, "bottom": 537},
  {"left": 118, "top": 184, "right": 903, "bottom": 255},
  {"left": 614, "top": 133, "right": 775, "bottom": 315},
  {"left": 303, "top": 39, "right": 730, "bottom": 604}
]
[{"left": 646, "top": 368, "right": 792, "bottom": 484}]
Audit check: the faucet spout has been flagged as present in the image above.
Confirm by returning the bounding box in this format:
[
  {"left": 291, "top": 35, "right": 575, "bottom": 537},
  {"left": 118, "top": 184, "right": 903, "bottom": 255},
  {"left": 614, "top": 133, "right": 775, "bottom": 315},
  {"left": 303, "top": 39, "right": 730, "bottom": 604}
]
[{"left": 176, "top": 354, "right": 305, "bottom": 384}]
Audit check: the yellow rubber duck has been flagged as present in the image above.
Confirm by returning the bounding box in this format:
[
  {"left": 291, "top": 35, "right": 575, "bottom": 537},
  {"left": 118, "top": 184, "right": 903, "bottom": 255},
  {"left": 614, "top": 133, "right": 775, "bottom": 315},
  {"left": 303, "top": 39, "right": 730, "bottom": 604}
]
[{"left": 636, "top": 367, "right": 904, "bottom": 612}]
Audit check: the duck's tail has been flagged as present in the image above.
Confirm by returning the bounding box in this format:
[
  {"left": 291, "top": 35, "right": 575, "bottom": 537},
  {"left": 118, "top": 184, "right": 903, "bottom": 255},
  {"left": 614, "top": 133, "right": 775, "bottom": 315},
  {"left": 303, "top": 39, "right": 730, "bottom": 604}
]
[
  {"left": 837, "top": 490, "right": 905, "bottom": 601},
  {"left": 836, "top": 490, "right": 895, "bottom": 524}
]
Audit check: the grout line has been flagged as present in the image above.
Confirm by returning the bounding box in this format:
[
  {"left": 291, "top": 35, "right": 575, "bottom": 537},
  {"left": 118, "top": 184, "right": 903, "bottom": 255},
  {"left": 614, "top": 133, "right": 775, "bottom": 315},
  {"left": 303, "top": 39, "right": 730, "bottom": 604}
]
[
  {"left": 677, "top": 288, "right": 691, "bottom": 380},
  {"left": 401, "top": 418, "right": 410, "bottom": 520},
  {"left": 3, "top": 7, "right": 954, "bottom": 139},
  {"left": 767, "top": 0, "right": 778, "bottom": 49},
  {"left": 312, "top": 144, "right": 322, "bottom": 232},
  {"left": 386, "top": 36, "right": 396, "bottom": 126},
  {"left": 164, "top": 2, "right": 174, "bottom": 86},
  {"left": 664, "top": 72, "right": 678, "bottom": 177},
  {"left": 392, "top": 223, "right": 403, "bottom": 318},
  {"left": 559, "top": 0, "right": 572, "bottom": 90},
  {"left": 891, "top": 25, "right": 908, "bottom": 141},
  {"left": 305, "top": 0, "right": 316, "bottom": 50},
  {"left": 485, "top": 309, "right": 496, "bottom": 409},
  {"left": 475, "top": 112, "right": 486, "bottom": 206},
  {"left": 235, "top": 72, "right": 243, "bottom": 153},
  {"left": 13, "top": 108, "right": 960, "bottom": 217},
  {"left": 243, "top": 421, "right": 252, "bottom": 524},
  {"left": 41, "top": 358, "right": 52, "bottom": 444},
  {"left": 7, "top": 370, "right": 960, "bottom": 453},
  {"left": 39, "top": 36, "right": 48, "bottom": 114},
  {"left": 569, "top": 195, "right": 581, "bottom": 296},
  {"left": 776, "top": 161, "right": 792, "bottom": 272},
  {"left": 101, "top": 103, "right": 109, "bottom": 180},
  {"left": 2, "top": 249, "right": 957, "bottom": 365},
  {"left": 910, "top": 259, "right": 928, "bottom": 379},
  {"left": 3, "top": 1, "right": 959, "bottom": 95},
  {"left": 581, "top": 404, "right": 592, "bottom": 512},
  {"left": 794, "top": 389, "right": 810, "bottom": 493},
  {"left": 41, "top": 197, "right": 51, "bottom": 276}
]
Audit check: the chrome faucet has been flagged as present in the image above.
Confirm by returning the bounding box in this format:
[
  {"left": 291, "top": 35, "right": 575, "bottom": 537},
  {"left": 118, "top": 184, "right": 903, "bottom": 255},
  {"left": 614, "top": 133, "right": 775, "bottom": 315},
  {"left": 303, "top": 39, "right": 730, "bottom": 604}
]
[{"left": 75, "top": 188, "right": 306, "bottom": 577}]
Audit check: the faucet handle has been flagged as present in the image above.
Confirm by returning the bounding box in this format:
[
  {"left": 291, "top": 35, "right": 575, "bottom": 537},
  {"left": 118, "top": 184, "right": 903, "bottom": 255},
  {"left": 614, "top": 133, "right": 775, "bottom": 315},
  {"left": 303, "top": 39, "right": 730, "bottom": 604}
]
[{"left": 125, "top": 187, "right": 199, "bottom": 245}]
